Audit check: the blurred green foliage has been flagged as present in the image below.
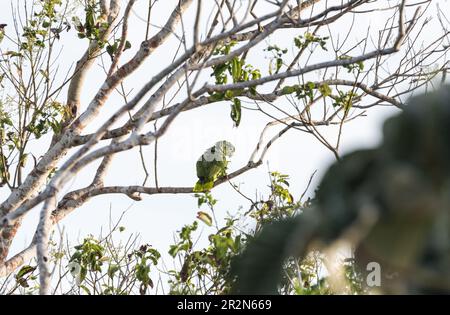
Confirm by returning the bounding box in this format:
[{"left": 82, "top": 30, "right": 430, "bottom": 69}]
[{"left": 231, "top": 86, "right": 450, "bottom": 294}]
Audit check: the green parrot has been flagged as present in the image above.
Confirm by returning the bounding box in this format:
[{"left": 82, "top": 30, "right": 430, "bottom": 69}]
[
  {"left": 195, "top": 140, "right": 235, "bottom": 191},
  {"left": 0, "top": 24, "right": 6, "bottom": 44}
]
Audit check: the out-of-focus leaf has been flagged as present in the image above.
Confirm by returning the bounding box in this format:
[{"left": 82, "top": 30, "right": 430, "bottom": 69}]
[{"left": 231, "top": 214, "right": 317, "bottom": 294}]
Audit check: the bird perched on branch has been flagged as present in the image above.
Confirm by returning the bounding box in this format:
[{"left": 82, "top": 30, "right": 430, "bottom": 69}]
[
  {"left": 195, "top": 141, "right": 235, "bottom": 192},
  {"left": 231, "top": 86, "right": 450, "bottom": 294}
]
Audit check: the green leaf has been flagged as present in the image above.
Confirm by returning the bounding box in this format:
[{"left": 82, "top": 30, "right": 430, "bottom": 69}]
[
  {"left": 281, "top": 85, "right": 298, "bottom": 95},
  {"left": 4, "top": 51, "right": 23, "bottom": 58},
  {"left": 80, "top": 284, "right": 91, "bottom": 295},
  {"left": 357, "top": 61, "right": 364, "bottom": 71},
  {"left": 231, "top": 58, "right": 242, "bottom": 83},
  {"left": 231, "top": 216, "right": 309, "bottom": 294},
  {"left": 79, "top": 266, "right": 87, "bottom": 283},
  {"left": 209, "top": 92, "right": 225, "bottom": 102},
  {"left": 251, "top": 69, "right": 261, "bottom": 80},
  {"left": 306, "top": 81, "right": 315, "bottom": 90},
  {"left": 106, "top": 43, "right": 116, "bottom": 60},
  {"left": 169, "top": 245, "right": 180, "bottom": 258},
  {"left": 19, "top": 153, "right": 28, "bottom": 168},
  {"left": 39, "top": 69, "right": 49, "bottom": 81}
]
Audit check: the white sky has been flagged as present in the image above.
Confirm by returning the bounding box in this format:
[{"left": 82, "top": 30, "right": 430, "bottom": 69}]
[{"left": 0, "top": 0, "right": 448, "bottom": 275}]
